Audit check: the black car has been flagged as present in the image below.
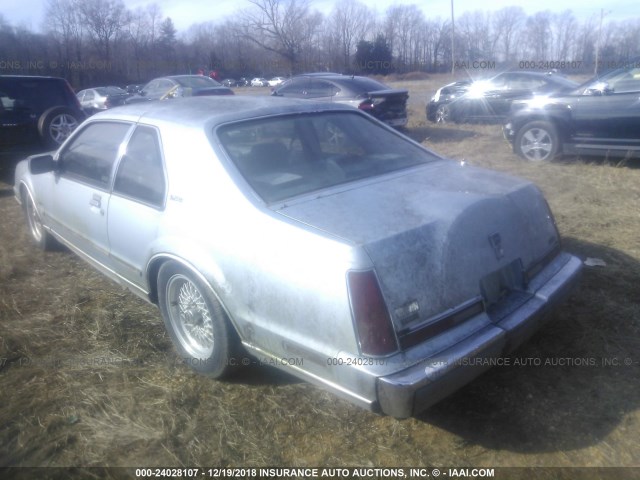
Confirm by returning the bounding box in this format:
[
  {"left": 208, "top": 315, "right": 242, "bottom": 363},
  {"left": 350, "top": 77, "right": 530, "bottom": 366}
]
[
  {"left": 272, "top": 74, "right": 408, "bottom": 128},
  {"left": 504, "top": 63, "right": 640, "bottom": 161},
  {"left": 126, "top": 75, "right": 233, "bottom": 104},
  {"left": 0, "top": 75, "right": 85, "bottom": 151},
  {"left": 427, "top": 71, "right": 578, "bottom": 124},
  {"left": 125, "top": 84, "right": 144, "bottom": 94}
]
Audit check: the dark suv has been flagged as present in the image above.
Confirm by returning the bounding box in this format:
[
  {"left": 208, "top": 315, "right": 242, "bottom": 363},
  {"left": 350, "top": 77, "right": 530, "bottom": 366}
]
[
  {"left": 504, "top": 63, "right": 640, "bottom": 161},
  {"left": 0, "top": 76, "right": 85, "bottom": 152}
]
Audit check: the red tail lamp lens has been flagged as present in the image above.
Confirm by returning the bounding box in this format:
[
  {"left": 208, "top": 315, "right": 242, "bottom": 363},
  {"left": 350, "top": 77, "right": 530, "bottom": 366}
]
[{"left": 347, "top": 270, "right": 398, "bottom": 356}]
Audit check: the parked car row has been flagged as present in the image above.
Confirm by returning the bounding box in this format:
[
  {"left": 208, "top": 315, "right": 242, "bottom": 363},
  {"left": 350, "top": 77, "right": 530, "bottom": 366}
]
[
  {"left": 4, "top": 64, "right": 640, "bottom": 163},
  {"left": 427, "top": 63, "right": 640, "bottom": 162},
  {"left": 504, "top": 64, "right": 640, "bottom": 161},
  {"left": 426, "top": 71, "right": 579, "bottom": 124},
  {"left": 221, "top": 76, "right": 286, "bottom": 87}
]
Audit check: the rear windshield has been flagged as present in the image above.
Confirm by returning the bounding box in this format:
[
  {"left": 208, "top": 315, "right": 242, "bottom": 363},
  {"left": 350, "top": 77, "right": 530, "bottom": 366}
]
[
  {"left": 95, "top": 86, "right": 127, "bottom": 95},
  {"left": 174, "top": 76, "right": 222, "bottom": 88},
  {"left": 217, "top": 111, "right": 438, "bottom": 203},
  {"left": 343, "top": 77, "right": 391, "bottom": 93}
]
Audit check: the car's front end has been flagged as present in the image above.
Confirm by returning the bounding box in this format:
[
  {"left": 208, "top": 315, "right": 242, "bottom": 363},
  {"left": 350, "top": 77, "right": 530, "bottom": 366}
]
[{"left": 426, "top": 81, "right": 470, "bottom": 122}]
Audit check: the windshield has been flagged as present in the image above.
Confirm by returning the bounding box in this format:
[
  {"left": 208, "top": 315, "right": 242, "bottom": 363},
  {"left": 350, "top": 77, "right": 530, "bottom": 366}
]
[
  {"left": 573, "top": 64, "right": 640, "bottom": 95},
  {"left": 217, "top": 112, "right": 438, "bottom": 203}
]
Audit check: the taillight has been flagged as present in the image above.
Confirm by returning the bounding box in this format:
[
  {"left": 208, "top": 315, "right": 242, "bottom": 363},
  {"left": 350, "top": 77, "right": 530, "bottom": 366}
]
[
  {"left": 358, "top": 97, "right": 383, "bottom": 111},
  {"left": 347, "top": 270, "right": 398, "bottom": 356}
]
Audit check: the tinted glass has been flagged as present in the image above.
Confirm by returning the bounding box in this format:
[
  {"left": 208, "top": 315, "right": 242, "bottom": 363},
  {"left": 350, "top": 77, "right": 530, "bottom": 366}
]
[
  {"left": 58, "top": 122, "right": 131, "bottom": 188},
  {"left": 306, "top": 80, "right": 338, "bottom": 98},
  {"left": 276, "top": 78, "right": 305, "bottom": 94},
  {"left": 0, "top": 78, "right": 70, "bottom": 113},
  {"left": 603, "top": 67, "right": 640, "bottom": 93},
  {"left": 506, "top": 75, "right": 545, "bottom": 90},
  {"left": 217, "top": 112, "right": 438, "bottom": 203},
  {"left": 343, "top": 77, "right": 390, "bottom": 93},
  {"left": 174, "top": 76, "right": 222, "bottom": 88},
  {"left": 95, "top": 86, "right": 126, "bottom": 95},
  {"left": 114, "top": 126, "right": 166, "bottom": 207}
]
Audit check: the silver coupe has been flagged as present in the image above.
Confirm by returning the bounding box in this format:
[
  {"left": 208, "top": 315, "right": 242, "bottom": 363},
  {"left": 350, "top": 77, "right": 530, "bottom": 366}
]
[{"left": 14, "top": 96, "right": 582, "bottom": 418}]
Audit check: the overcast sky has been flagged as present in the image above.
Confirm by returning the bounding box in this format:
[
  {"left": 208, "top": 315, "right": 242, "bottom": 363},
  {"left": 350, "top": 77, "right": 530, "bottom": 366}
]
[{"left": 2, "top": 0, "right": 637, "bottom": 33}]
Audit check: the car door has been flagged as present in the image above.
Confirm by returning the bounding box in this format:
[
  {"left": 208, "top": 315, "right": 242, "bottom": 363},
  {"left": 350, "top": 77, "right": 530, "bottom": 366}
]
[
  {"left": 571, "top": 68, "right": 640, "bottom": 146},
  {"left": 108, "top": 125, "right": 167, "bottom": 291},
  {"left": 46, "top": 121, "right": 132, "bottom": 266}
]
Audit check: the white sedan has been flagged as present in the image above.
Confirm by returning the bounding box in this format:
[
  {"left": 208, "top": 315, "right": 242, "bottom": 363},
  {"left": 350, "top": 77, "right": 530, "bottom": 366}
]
[
  {"left": 268, "top": 76, "right": 286, "bottom": 87},
  {"left": 250, "top": 77, "right": 269, "bottom": 87}
]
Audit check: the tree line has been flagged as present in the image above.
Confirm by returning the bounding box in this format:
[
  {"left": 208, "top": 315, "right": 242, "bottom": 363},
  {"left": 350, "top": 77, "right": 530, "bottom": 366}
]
[{"left": 0, "top": 0, "right": 639, "bottom": 89}]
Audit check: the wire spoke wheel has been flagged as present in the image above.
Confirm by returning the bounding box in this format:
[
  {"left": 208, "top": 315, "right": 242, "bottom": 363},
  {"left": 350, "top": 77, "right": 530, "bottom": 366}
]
[
  {"left": 158, "top": 262, "right": 238, "bottom": 378},
  {"left": 166, "top": 274, "right": 214, "bottom": 358}
]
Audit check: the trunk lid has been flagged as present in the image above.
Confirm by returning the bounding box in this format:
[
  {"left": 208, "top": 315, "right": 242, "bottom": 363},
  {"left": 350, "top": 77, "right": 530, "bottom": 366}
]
[{"left": 277, "top": 161, "right": 560, "bottom": 333}]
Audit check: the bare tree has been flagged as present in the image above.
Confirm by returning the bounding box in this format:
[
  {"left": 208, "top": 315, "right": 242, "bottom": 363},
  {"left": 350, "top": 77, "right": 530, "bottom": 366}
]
[
  {"left": 329, "top": 0, "right": 371, "bottom": 71},
  {"left": 77, "top": 0, "right": 130, "bottom": 62},
  {"left": 241, "top": 0, "right": 322, "bottom": 73},
  {"left": 552, "top": 10, "right": 577, "bottom": 60},
  {"left": 384, "top": 5, "right": 425, "bottom": 71},
  {"left": 493, "top": 6, "right": 525, "bottom": 64}
]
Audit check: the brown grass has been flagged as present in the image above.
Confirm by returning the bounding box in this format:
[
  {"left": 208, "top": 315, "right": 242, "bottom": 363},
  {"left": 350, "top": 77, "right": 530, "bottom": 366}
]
[{"left": 0, "top": 74, "right": 639, "bottom": 473}]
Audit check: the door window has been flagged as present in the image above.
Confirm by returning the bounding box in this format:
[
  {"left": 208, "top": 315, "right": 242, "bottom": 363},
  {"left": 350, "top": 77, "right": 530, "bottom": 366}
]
[{"left": 58, "top": 122, "right": 131, "bottom": 189}]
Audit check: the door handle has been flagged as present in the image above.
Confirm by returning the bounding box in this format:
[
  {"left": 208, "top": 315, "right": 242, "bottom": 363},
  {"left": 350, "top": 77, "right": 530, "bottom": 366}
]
[{"left": 90, "top": 194, "right": 101, "bottom": 208}]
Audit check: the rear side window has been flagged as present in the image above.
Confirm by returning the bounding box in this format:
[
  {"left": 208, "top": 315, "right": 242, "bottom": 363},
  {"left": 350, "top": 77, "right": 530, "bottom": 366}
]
[
  {"left": 58, "top": 122, "right": 131, "bottom": 188},
  {"left": 114, "top": 126, "right": 166, "bottom": 208}
]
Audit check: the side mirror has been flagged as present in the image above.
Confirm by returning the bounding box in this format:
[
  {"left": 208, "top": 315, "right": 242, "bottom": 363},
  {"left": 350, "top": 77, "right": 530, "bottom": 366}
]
[
  {"left": 584, "top": 82, "right": 613, "bottom": 96},
  {"left": 29, "top": 154, "right": 56, "bottom": 175}
]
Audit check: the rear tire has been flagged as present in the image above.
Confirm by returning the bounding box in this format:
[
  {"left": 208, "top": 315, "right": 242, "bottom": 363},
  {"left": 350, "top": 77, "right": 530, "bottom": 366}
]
[
  {"left": 514, "top": 121, "right": 559, "bottom": 162},
  {"left": 38, "top": 107, "right": 82, "bottom": 148},
  {"left": 158, "top": 262, "right": 239, "bottom": 378}
]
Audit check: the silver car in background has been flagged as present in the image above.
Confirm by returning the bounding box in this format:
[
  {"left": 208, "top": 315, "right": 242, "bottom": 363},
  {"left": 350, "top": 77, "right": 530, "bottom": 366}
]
[
  {"left": 76, "top": 86, "right": 130, "bottom": 115},
  {"left": 14, "top": 97, "right": 582, "bottom": 418}
]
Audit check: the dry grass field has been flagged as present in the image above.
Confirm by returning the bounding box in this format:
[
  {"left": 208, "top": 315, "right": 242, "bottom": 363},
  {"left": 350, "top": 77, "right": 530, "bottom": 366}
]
[{"left": 0, "top": 74, "right": 639, "bottom": 477}]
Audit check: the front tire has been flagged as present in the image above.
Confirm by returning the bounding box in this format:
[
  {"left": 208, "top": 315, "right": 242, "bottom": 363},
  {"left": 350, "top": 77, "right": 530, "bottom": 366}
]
[
  {"left": 158, "top": 262, "right": 238, "bottom": 378},
  {"left": 23, "top": 191, "right": 55, "bottom": 251},
  {"left": 435, "top": 104, "right": 451, "bottom": 124},
  {"left": 515, "top": 121, "right": 559, "bottom": 162}
]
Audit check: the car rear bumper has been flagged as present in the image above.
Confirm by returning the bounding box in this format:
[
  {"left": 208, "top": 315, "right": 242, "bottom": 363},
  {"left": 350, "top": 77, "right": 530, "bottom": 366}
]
[{"left": 376, "top": 252, "right": 583, "bottom": 418}]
